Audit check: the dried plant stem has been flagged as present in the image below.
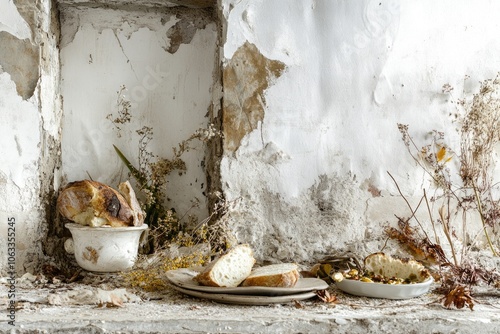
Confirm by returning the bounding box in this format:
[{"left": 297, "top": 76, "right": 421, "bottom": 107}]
[
  {"left": 471, "top": 181, "right": 498, "bottom": 256},
  {"left": 423, "top": 189, "right": 439, "bottom": 244},
  {"left": 387, "top": 171, "right": 431, "bottom": 242},
  {"left": 438, "top": 206, "right": 459, "bottom": 267}
]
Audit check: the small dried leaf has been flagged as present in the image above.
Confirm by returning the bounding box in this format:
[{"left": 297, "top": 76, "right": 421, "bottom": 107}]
[
  {"left": 315, "top": 290, "right": 338, "bottom": 304},
  {"left": 442, "top": 284, "right": 474, "bottom": 311},
  {"left": 293, "top": 300, "right": 304, "bottom": 309}
]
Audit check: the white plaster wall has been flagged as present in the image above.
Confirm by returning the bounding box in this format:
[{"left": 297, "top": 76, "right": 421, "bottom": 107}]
[
  {"left": 59, "top": 6, "right": 217, "bottom": 222},
  {"left": 221, "top": 0, "right": 500, "bottom": 262},
  {"left": 0, "top": 74, "right": 41, "bottom": 274},
  {"left": 0, "top": 0, "right": 59, "bottom": 274}
]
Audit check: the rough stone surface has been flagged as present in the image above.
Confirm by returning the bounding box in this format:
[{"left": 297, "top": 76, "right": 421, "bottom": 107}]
[{"left": 1, "top": 276, "right": 499, "bottom": 334}]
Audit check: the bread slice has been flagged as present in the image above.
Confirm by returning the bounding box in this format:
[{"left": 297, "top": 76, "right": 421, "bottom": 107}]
[
  {"left": 118, "top": 180, "right": 145, "bottom": 226},
  {"left": 194, "top": 244, "right": 255, "bottom": 287},
  {"left": 364, "top": 252, "right": 430, "bottom": 282},
  {"left": 241, "top": 263, "right": 300, "bottom": 288}
]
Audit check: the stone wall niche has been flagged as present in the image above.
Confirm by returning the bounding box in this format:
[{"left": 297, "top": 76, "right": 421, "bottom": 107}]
[{"left": 55, "top": 0, "right": 220, "bottom": 250}]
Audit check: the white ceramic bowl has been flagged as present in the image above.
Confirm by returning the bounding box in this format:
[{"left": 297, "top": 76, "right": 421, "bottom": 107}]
[
  {"left": 335, "top": 276, "right": 434, "bottom": 299},
  {"left": 65, "top": 223, "right": 148, "bottom": 272}
]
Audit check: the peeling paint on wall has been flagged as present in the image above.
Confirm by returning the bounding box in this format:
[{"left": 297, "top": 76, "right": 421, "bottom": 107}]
[
  {"left": 57, "top": 0, "right": 216, "bottom": 9},
  {"left": 220, "top": 0, "right": 500, "bottom": 264},
  {"left": 222, "top": 42, "right": 285, "bottom": 152},
  {"left": 166, "top": 12, "right": 212, "bottom": 53},
  {"left": 0, "top": 0, "right": 62, "bottom": 275},
  {"left": 12, "top": 0, "right": 37, "bottom": 40},
  {"left": 58, "top": 5, "right": 215, "bottom": 49},
  {"left": 0, "top": 32, "right": 39, "bottom": 100}
]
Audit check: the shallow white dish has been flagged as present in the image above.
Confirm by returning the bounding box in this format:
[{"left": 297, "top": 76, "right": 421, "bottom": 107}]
[
  {"left": 169, "top": 284, "right": 318, "bottom": 305},
  {"left": 335, "top": 276, "right": 434, "bottom": 299},
  {"left": 165, "top": 268, "right": 329, "bottom": 296}
]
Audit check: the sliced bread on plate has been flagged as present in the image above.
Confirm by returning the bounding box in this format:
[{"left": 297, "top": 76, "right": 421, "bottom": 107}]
[
  {"left": 194, "top": 244, "right": 255, "bottom": 287},
  {"left": 241, "top": 263, "right": 300, "bottom": 288}
]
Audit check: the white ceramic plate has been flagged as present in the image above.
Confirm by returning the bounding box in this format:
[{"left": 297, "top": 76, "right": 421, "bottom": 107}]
[
  {"left": 335, "top": 277, "right": 434, "bottom": 299},
  {"left": 169, "top": 284, "right": 318, "bottom": 305},
  {"left": 165, "top": 268, "right": 329, "bottom": 296}
]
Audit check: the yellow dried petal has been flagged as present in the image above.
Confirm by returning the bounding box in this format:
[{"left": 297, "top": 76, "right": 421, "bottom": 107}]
[{"left": 436, "top": 146, "right": 446, "bottom": 162}]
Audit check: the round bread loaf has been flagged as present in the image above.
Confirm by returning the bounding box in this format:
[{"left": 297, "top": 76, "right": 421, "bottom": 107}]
[{"left": 57, "top": 180, "right": 136, "bottom": 227}]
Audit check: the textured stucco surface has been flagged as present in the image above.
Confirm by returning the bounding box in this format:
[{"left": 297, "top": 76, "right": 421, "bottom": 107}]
[
  {"left": 220, "top": 0, "right": 500, "bottom": 263},
  {"left": 0, "top": 0, "right": 62, "bottom": 275},
  {"left": 2, "top": 0, "right": 500, "bottom": 276},
  {"left": 0, "top": 1, "right": 498, "bottom": 332}
]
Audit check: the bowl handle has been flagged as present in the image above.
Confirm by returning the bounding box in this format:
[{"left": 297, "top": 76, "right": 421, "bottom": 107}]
[{"left": 64, "top": 238, "right": 75, "bottom": 255}]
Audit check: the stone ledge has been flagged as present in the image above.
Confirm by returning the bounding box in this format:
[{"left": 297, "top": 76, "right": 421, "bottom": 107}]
[{"left": 1, "top": 280, "right": 499, "bottom": 334}]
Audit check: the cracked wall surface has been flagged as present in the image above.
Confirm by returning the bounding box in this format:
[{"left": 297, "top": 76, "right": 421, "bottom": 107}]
[
  {"left": 57, "top": 0, "right": 216, "bottom": 9},
  {"left": 1, "top": 0, "right": 219, "bottom": 274},
  {"left": 220, "top": 0, "right": 500, "bottom": 263},
  {"left": 3, "top": 0, "right": 500, "bottom": 274},
  {"left": 0, "top": 0, "right": 62, "bottom": 274}
]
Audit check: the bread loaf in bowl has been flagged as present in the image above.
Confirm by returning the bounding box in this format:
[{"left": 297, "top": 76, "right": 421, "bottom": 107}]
[
  {"left": 364, "top": 252, "right": 430, "bottom": 282},
  {"left": 57, "top": 179, "right": 143, "bottom": 227},
  {"left": 241, "top": 263, "right": 300, "bottom": 288},
  {"left": 194, "top": 244, "right": 255, "bottom": 287}
]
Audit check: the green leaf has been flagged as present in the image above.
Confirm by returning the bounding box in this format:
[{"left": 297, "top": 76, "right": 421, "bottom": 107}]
[{"left": 113, "top": 144, "right": 149, "bottom": 187}]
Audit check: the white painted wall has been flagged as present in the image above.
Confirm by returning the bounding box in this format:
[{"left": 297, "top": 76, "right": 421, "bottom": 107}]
[
  {"left": 2, "top": 0, "right": 500, "bottom": 273},
  {"left": 59, "top": 6, "right": 217, "bottom": 222},
  {"left": 0, "top": 0, "right": 59, "bottom": 274},
  {"left": 221, "top": 0, "right": 500, "bottom": 262}
]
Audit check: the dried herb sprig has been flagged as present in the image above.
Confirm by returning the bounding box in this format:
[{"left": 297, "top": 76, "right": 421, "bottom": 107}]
[
  {"left": 389, "top": 75, "right": 500, "bottom": 309},
  {"left": 108, "top": 85, "right": 225, "bottom": 253},
  {"left": 106, "top": 85, "right": 132, "bottom": 137}
]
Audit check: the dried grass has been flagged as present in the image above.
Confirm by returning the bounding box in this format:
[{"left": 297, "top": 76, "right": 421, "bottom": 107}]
[{"left": 390, "top": 75, "right": 500, "bottom": 309}]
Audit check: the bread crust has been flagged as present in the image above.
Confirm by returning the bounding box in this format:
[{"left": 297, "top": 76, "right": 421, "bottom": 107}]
[
  {"left": 118, "top": 180, "right": 145, "bottom": 226},
  {"left": 241, "top": 264, "right": 300, "bottom": 288},
  {"left": 194, "top": 244, "right": 255, "bottom": 287},
  {"left": 193, "top": 261, "right": 220, "bottom": 287},
  {"left": 57, "top": 180, "right": 136, "bottom": 227}
]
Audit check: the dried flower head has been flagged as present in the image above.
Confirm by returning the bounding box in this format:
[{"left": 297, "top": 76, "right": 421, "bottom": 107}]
[{"left": 106, "top": 85, "right": 132, "bottom": 137}]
